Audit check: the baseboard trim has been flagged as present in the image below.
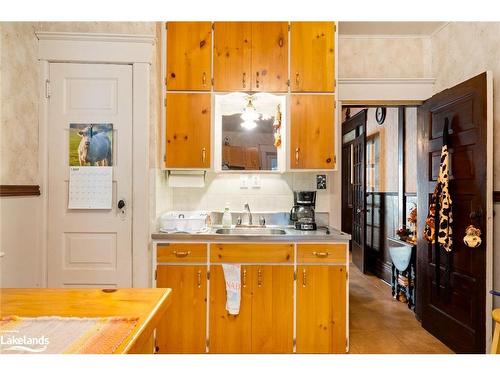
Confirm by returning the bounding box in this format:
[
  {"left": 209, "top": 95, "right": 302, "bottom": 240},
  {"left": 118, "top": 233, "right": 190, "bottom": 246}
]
[{"left": 0, "top": 185, "right": 41, "bottom": 197}]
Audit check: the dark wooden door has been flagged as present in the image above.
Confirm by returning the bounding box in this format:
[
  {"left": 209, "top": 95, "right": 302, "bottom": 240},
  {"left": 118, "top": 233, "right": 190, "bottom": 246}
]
[
  {"left": 417, "top": 72, "right": 488, "bottom": 353},
  {"left": 342, "top": 110, "right": 367, "bottom": 272}
]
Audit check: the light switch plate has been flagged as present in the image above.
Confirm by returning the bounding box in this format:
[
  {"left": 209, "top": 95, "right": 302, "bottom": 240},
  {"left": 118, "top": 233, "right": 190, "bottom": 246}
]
[
  {"left": 240, "top": 175, "right": 249, "bottom": 189},
  {"left": 251, "top": 174, "right": 261, "bottom": 188}
]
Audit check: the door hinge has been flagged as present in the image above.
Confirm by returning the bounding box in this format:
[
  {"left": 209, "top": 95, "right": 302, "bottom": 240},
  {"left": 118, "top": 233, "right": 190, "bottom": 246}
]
[
  {"left": 293, "top": 270, "right": 297, "bottom": 280},
  {"left": 346, "top": 270, "right": 348, "bottom": 280},
  {"left": 211, "top": 78, "right": 214, "bottom": 86},
  {"left": 164, "top": 97, "right": 167, "bottom": 107},
  {"left": 346, "top": 337, "right": 349, "bottom": 351},
  {"left": 155, "top": 269, "right": 157, "bottom": 281},
  {"left": 286, "top": 79, "right": 290, "bottom": 87},
  {"left": 45, "top": 79, "right": 51, "bottom": 99},
  {"left": 334, "top": 100, "right": 337, "bottom": 109},
  {"left": 206, "top": 337, "right": 210, "bottom": 348},
  {"left": 288, "top": 24, "right": 291, "bottom": 31},
  {"left": 207, "top": 270, "right": 210, "bottom": 280},
  {"left": 163, "top": 154, "right": 167, "bottom": 163},
  {"left": 293, "top": 338, "right": 296, "bottom": 346},
  {"left": 334, "top": 24, "right": 337, "bottom": 33},
  {"left": 334, "top": 155, "right": 337, "bottom": 166},
  {"left": 212, "top": 23, "right": 215, "bottom": 31},
  {"left": 165, "top": 22, "right": 168, "bottom": 30},
  {"left": 164, "top": 77, "right": 167, "bottom": 86}
]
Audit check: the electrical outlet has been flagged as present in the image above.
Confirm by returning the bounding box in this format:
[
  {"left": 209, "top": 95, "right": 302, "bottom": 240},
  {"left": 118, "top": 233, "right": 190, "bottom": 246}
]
[
  {"left": 240, "top": 175, "right": 249, "bottom": 189},
  {"left": 251, "top": 174, "right": 261, "bottom": 188},
  {"left": 316, "top": 174, "right": 327, "bottom": 189}
]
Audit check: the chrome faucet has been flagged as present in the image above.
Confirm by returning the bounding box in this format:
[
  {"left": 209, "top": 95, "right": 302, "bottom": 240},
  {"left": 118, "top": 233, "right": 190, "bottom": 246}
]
[{"left": 243, "top": 203, "right": 252, "bottom": 226}]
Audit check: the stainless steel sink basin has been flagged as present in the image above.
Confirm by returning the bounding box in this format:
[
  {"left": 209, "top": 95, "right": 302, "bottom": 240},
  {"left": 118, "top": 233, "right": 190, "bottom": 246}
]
[{"left": 215, "top": 228, "right": 287, "bottom": 235}]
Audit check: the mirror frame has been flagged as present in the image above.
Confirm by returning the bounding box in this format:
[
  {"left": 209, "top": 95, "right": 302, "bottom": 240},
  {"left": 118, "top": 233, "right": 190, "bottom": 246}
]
[{"left": 214, "top": 92, "right": 288, "bottom": 173}]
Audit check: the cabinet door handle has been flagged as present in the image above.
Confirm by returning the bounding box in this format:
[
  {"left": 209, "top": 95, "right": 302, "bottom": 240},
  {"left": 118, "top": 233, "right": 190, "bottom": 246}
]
[
  {"left": 295, "top": 72, "right": 300, "bottom": 87},
  {"left": 257, "top": 268, "right": 263, "bottom": 288},
  {"left": 255, "top": 71, "right": 260, "bottom": 89},
  {"left": 295, "top": 147, "right": 300, "bottom": 165},
  {"left": 202, "top": 72, "right": 207, "bottom": 86},
  {"left": 197, "top": 270, "right": 202, "bottom": 288},
  {"left": 312, "top": 251, "right": 330, "bottom": 257},
  {"left": 242, "top": 72, "right": 246, "bottom": 88},
  {"left": 201, "top": 147, "right": 206, "bottom": 163},
  {"left": 302, "top": 268, "right": 307, "bottom": 287},
  {"left": 242, "top": 268, "right": 247, "bottom": 288},
  {"left": 172, "top": 250, "right": 191, "bottom": 257}
]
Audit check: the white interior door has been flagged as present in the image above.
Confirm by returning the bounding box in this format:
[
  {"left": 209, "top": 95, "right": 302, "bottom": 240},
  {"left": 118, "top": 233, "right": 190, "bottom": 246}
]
[{"left": 47, "top": 63, "right": 132, "bottom": 287}]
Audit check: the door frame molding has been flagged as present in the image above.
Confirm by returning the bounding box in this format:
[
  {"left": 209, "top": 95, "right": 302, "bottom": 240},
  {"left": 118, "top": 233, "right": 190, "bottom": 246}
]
[
  {"left": 339, "top": 72, "right": 493, "bottom": 352},
  {"left": 36, "top": 32, "right": 155, "bottom": 287}
]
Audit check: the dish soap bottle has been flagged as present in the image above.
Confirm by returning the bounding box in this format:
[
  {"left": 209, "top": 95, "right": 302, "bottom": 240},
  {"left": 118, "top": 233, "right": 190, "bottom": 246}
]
[{"left": 222, "top": 203, "right": 232, "bottom": 228}]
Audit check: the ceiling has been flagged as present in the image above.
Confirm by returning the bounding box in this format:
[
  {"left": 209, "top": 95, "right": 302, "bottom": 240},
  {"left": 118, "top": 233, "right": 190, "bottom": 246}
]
[{"left": 339, "top": 22, "right": 447, "bottom": 36}]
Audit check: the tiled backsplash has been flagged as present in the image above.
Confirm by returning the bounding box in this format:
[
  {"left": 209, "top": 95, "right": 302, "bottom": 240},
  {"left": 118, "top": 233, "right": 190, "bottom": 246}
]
[{"left": 161, "top": 171, "right": 333, "bottom": 214}]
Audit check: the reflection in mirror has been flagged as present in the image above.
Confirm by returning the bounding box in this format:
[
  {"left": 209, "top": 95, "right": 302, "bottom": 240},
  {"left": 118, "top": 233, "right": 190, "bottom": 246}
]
[
  {"left": 222, "top": 113, "right": 276, "bottom": 170},
  {"left": 220, "top": 95, "right": 281, "bottom": 171}
]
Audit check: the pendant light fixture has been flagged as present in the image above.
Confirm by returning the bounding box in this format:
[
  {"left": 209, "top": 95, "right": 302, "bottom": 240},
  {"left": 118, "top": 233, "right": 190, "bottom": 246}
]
[{"left": 240, "top": 96, "right": 260, "bottom": 130}]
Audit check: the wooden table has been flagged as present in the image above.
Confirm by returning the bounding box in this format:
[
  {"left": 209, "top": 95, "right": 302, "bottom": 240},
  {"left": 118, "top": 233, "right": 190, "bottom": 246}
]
[
  {"left": 492, "top": 308, "right": 500, "bottom": 354},
  {"left": 0, "top": 288, "right": 172, "bottom": 354}
]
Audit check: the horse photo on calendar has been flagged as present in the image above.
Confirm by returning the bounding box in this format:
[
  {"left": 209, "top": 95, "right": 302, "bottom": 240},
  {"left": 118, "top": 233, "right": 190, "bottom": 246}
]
[{"left": 69, "top": 123, "right": 113, "bottom": 166}]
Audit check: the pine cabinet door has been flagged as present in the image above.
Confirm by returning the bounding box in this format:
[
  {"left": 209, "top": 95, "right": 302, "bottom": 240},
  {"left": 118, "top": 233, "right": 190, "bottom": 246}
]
[
  {"left": 165, "top": 93, "right": 211, "bottom": 168},
  {"left": 296, "top": 265, "right": 347, "bottom": 353},
  {"left": 290, "top": 94, "right": 335, "bottom": 169},
  {"left": 290, "top": 22, "right": 335, "bottom": 92},
  {"left": 251, "top": 266, "right": 294, "bottom": 353},
  {"left": 156, "top": 265, "right": 207, "bottom": 353},
  {"left": 209, "top": 265, "right": 253, "bottom": 353},
  {"left": 213, "top": 22, "right": 252, "bottom": 91},
  {"left": 251, "top": 22, "right": 289, "bottom": 92},
  {"left": 166, "top": 22, "right": 212, "bottom": 91}
]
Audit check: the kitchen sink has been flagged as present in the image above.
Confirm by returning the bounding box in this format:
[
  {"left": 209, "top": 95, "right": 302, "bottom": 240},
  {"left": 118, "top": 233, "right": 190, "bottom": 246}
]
[{"left": 215, "top": 228, "right": 287, "bottom": 235}]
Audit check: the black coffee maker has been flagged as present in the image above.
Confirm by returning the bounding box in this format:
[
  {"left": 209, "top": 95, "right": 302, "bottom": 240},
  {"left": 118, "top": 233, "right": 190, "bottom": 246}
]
[{"left": 290, "top": 191, "right": 317, "bottom": 230}]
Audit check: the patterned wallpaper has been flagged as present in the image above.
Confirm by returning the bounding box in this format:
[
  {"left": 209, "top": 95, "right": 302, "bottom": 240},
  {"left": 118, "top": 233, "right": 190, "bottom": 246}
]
[
  {"left": 338, "top": 36, "right": 430, "bottom": 78},
  {"left": 431, "top": 22, "right": 500, "bottom": 189},
  {"left": 0, "top": 22, "right": 160, "bottom": 185}
]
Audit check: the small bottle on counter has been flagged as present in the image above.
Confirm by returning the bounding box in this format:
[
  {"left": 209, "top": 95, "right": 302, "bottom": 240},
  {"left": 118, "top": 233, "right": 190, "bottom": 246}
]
[{"left": 222, "top": 203, "right": 232, "bottom": 228}]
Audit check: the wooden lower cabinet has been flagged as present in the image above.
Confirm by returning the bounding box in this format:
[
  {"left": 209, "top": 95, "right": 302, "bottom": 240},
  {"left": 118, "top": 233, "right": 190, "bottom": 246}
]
[
  {"left": 296, "top": 265, "right": 347, "bottom": 353},
  {"left": 209, "top": 265, "right": 294, "bottom": 353},
  {"left": 251, "top": 265, "right": 294, "bottom": 353},
  {"left": 156, "top": 265, "right": 207, "bottom": 353},
  {"left": 155, "top": 242, "right": 348, "bottom": 354},
  {"left": 209, "top": 265, "right": 253, "bottom": 353}
]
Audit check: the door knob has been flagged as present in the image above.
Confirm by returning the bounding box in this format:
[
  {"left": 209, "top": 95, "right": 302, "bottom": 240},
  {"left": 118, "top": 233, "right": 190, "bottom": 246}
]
[{"left": 118, "top": 200, "right": 125, "bottom": 209}]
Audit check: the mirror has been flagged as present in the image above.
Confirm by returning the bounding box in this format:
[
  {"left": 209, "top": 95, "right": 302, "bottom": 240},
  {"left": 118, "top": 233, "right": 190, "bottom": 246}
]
[{"left": 215, "top": 93, "right": 287, "bottom": 172}]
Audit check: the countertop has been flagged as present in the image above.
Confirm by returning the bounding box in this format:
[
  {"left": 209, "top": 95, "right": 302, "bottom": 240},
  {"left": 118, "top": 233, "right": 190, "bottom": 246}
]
[
  {"left": 0, "top": 288, "right": 172, "bottom": 354},
  {"left": 151, "top": 225, "right": 351, "bottom": 242}
]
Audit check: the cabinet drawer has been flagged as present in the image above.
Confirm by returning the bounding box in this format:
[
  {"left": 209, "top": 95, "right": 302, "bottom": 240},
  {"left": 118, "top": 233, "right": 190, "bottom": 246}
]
[
  {"left": 210, "top": 244, "right": 293, "bottom": 263},
  {"left": 157, "top": 243, "right": 207, "bottom": 263},
  {"left": 297, "top": 244, "right": 347, "bottom": 264}
]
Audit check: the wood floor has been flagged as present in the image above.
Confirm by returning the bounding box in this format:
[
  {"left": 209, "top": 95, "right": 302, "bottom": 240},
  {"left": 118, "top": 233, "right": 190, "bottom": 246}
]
[{"left": 348, "top": 264, "right": 453, "bottom": 354}]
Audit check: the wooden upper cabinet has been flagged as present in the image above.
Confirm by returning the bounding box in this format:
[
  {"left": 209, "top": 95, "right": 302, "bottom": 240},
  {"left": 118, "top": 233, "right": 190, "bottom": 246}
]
[
  {"left": 165, "top": 93, "right": 211, "bottom": 168},
  {"left": 290, "top": 95, "right": 335, "bottom": 169},
  {"left": 213, "top": 22, "right": 252, "bottom": 91},
  {"left": 213, "top": 22, "right": 288, "bottom": 92},
  {"left": 296, "top": 265, "right": 346, "bottom": 353},
  {"left": 251, "top": 22, "right": 288, "bottom": 92},
  {"left": 166, "top": 22, "right": 212, "bottom": 91},
  {"left": 291, "top": 22, "right": 335, "bottom": 92}
]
